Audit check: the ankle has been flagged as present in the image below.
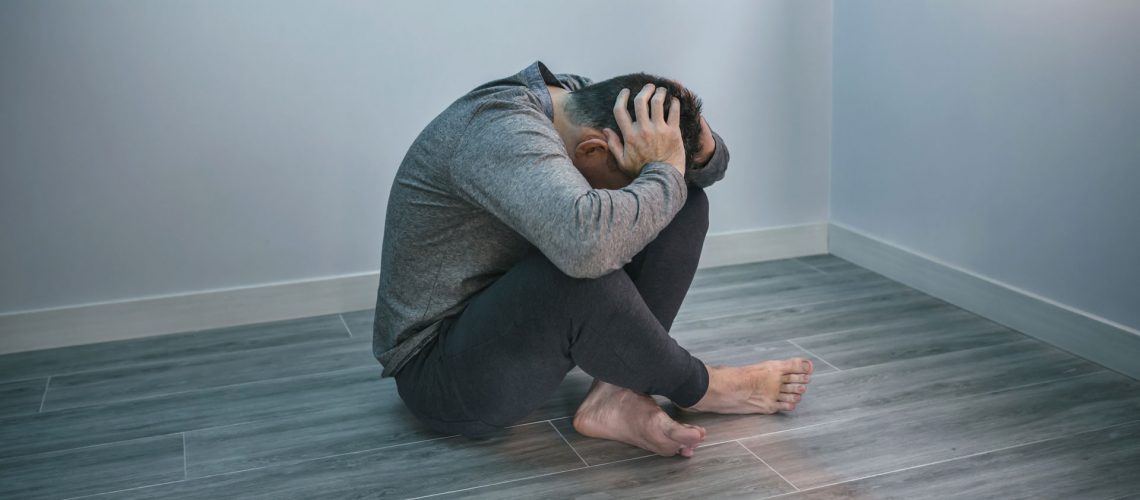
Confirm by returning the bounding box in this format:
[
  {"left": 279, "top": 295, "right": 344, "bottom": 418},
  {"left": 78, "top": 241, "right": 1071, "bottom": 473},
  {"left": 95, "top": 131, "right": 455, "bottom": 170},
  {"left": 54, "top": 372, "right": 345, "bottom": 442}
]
[{"left": 688, "top": 366, "right": 730, "bottom": 411}]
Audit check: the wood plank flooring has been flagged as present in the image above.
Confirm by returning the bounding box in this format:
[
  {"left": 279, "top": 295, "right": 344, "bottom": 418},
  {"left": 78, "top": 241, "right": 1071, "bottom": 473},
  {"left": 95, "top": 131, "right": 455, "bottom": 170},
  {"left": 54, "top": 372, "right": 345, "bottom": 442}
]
[{"left": 1, "top": 255, "right": 1137, "bottom": 499}]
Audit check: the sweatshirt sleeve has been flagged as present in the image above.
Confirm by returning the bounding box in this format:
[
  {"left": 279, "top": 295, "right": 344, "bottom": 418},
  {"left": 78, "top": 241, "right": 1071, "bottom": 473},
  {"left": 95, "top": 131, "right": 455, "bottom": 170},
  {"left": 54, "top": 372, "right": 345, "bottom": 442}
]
[
  {"left": 685, "top": 131, "right": 730, "bottom": 188},
  {"left": 449, "top": 103, "right": 688, "bottom": 279}
]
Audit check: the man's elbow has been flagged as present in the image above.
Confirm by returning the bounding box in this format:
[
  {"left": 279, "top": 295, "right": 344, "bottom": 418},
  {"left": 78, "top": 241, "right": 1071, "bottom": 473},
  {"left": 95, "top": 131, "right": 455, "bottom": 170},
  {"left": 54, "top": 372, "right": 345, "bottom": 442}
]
[{"left": 550, "top": 239, "right": 621, "bottom": 279}]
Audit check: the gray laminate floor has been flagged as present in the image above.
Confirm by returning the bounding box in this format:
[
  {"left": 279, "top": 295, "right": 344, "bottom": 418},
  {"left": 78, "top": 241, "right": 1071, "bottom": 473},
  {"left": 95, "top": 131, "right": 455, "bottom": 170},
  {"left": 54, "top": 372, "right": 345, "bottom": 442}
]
[{"left": 2, "top": 255, "right": 1138, "bottom": 499}]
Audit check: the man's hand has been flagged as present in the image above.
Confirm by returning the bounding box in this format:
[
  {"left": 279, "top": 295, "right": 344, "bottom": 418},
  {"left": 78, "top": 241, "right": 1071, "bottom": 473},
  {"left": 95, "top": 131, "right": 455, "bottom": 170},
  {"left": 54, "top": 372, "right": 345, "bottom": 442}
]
[{"left": 602, "top": 83, "right": 687, "bottom": 179}]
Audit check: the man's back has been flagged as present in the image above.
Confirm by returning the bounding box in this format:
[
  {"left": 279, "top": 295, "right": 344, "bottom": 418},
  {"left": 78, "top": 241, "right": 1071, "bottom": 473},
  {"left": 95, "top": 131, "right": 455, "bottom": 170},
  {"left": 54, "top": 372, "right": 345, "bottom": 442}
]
[{"left": 373, "top": 63, "right": 596, "bottom": 376}]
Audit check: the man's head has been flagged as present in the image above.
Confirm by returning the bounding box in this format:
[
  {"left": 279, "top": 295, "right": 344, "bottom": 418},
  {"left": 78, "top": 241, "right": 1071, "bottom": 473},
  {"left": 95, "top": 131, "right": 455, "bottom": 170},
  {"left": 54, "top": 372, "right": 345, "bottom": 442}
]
[{"left": 558, "top": 73, "right": 705, "bottom": 188}]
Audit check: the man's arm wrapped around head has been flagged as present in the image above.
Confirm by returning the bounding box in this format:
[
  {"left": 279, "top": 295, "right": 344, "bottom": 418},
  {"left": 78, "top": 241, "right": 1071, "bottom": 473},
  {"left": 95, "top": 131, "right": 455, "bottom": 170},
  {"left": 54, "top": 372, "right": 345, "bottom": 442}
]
[{"left": 449, "top": 101, "right": 688, "bottom": 279}]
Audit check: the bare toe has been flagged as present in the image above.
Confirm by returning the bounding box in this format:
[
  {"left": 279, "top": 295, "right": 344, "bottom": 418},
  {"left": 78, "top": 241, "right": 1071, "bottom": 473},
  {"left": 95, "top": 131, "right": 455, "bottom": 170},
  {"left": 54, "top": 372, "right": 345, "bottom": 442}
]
[
  {"left": 682, "top": 423, "right": 707, "bottom": 440},
  {"left": 779, "top": 402, "right": 796, "bottom": 412},
  {"left": 799, "top": 359, "right": 814, "bottom": 373},
  {"left": 781, "top": 373, "right": 811, "bottom": 384},
  {"left": 781, "top": 383, "right": 807, "bottom": 394},
  {"left": 780, "top": 358, "right": 812, "bottom": 373},
  {"left": 777, "top": 392, "right": 801, "bottom": 403},
  {"left": 664, "top": 420, "right": 705, "bottom": 451}
]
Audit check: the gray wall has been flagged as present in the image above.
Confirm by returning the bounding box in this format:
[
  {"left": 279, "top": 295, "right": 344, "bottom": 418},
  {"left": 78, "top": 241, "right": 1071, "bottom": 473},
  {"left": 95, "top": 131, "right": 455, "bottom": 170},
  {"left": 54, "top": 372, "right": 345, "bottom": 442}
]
[
  {"left": 831, "top": 0, "right": 1140, "bottom": 330},
  {"left": 0, "top": 0, "right": 833, "bottom": 314}
]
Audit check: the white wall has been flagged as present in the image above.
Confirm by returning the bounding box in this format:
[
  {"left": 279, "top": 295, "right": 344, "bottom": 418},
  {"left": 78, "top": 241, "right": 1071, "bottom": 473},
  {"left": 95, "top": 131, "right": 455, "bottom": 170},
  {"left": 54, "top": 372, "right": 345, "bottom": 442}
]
[
  {"left": 831, "top": 0, "right": 1140, "bottom": 330},
  {"left": 0, "top": 0, "right": 833, "bottom": 314}
]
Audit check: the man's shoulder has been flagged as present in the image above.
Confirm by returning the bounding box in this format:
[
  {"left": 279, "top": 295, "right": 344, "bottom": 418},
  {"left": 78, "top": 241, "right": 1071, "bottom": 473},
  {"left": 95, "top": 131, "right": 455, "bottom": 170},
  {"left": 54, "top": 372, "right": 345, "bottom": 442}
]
[
  {"left": 418, "top": 82, "right": 542, "bottom": 145},
  {"left": 455, "top": 85, "right": 553, "bottom": 138},
  {"left": 464, "top": 81, "right": 545, "bottom": 115}
]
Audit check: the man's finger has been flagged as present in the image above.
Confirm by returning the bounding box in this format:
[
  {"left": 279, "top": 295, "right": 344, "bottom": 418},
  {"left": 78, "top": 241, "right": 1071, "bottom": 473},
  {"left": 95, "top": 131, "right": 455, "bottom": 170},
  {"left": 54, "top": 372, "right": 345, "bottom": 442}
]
[
  {"left": 633, "top": 83, "right": 654, "bottom": 124},
  {"left": 667, "top": 97, "right": 681, "bottom": 127},
  {"left": 651, "top": 87, "right": 667, "bottom": 125},
  {"left": 602, "top": 128, "right": 625, "bottom": 164},
  {"left": 612, "top": 89, "right": 633, "bottom": 135}
]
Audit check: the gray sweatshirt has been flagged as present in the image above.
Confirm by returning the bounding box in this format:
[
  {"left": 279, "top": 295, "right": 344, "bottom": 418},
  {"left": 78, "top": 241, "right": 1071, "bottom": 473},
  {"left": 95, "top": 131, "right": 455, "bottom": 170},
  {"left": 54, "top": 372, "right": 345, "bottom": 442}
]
[{"left": 373, "top": 62, "right": 729, "bottom": 377}]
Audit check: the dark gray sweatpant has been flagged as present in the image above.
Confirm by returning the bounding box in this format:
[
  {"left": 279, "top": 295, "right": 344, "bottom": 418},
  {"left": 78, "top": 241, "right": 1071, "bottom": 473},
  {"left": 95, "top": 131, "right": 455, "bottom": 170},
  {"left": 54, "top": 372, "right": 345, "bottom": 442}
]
[{"left": 395, "top": 188, "right": 710, "bottom": 437}]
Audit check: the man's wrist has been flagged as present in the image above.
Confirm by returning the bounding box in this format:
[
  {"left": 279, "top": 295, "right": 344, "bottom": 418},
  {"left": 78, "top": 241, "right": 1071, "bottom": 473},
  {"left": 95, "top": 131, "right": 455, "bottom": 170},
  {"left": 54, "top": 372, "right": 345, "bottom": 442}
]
[{"left": 694, "top": 141, "right": 716, "bottom": 169}]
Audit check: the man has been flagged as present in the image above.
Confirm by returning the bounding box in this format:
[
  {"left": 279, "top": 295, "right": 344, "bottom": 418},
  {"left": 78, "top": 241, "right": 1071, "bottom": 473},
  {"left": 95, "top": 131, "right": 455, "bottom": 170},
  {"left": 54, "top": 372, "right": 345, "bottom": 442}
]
[{"left": 374, "top": 62, "right": 813, "bottom": 457}]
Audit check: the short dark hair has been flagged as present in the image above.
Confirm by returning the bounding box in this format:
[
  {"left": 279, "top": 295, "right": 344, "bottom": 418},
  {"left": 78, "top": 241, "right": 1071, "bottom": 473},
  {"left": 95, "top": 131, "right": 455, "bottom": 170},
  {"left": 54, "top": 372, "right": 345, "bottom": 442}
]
[{"left": 565, "top": 73, "right": 704, "bottom": 170}]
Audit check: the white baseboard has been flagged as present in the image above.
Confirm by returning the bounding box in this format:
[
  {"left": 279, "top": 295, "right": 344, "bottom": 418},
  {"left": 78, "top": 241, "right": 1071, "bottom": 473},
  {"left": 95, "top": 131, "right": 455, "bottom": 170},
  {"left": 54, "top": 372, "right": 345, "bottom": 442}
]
[
  {"left": 699, "top": 223, "right": 829, "bottom": 269},
  {"left": 828, "top": 222, "right": 1140, "bottom": 381},
  {"left": 0, "top": 274, "right": 380, "bottom": 355},
  {"left": 0, "top": 224, "right": 827, "bottom": 355}
]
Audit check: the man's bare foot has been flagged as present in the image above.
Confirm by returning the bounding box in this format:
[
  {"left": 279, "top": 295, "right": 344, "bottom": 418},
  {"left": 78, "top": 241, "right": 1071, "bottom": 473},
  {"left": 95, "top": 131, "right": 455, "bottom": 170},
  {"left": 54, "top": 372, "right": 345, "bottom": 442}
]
[
  {"left": 573, "top": 380, "right": 706, "bottom": 458},
  {"left": 687, "top": 358, "right": 814, "bottom": 414}
]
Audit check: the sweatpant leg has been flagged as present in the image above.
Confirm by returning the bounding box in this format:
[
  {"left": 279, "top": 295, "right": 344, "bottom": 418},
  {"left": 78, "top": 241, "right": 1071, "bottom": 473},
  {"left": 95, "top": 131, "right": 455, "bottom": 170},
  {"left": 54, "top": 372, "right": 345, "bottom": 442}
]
[{"left": 624, "top": 186, "right": 709, "bottom": 331}]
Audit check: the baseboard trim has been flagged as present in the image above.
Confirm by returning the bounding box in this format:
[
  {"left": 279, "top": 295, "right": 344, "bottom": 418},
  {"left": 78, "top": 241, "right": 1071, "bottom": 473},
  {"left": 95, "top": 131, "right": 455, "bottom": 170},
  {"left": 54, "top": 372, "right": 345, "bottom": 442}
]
[
  {"left": 698, "top": 223, "right": 829, "bottom": 269},
  {"left": 0, "top": 274, "right": 380, "bottom": 355},
  {"left": 0, "top": 224, "right": 827, "bottom": 355},
  {"left": 828, "top": 222, "right": 1140, "bottom": 381}
]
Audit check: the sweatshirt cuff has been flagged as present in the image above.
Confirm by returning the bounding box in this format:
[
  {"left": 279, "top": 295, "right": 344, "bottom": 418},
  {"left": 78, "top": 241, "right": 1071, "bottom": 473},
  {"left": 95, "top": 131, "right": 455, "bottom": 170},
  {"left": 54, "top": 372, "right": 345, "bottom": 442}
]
[{"left": 686, "top": 131, "right": 729, "bottom": 188}]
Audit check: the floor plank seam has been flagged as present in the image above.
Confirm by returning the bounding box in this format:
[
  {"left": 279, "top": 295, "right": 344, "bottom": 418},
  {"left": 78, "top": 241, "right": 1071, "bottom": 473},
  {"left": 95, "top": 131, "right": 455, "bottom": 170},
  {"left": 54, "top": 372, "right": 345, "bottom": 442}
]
[
  {"left": 778, "top": 308, "right": 976, "bottom": 345},
  {"left": 510, "top": 414, "right": 573, "bottom": 428},
  {"left": 0, "top": 430, "right": 186, "bottom": 465},
  {"left": 38, "top": 375, "right": 50, "bottom": 413},
  {"left": 173, "top": 406, "right": 367, "bottom": 436},
  {"left": 339, "top": 314, "right": 353, "bottom": 338},
  {"left": 671, "top": 289, "right": 913, "bottom": 330},
  {"left": 171, "top": 397, "right": 432, "bottom": 438},
  {"left": 24, "top": 364, "right": 376, "bottom": 417},
  {"left": 403, "top": 464, "right": 595, "bottom": 500},
  {"left": 785, "top": 339, "right": 843, "bottom": 372},
  {"left": 144, "top": 433, "right": 463, "bottom": 489},
  {"left": 758, "top": 417, "right": 1140, "bottom": 499},
  {"left": 404, "top": 452, "right": 670, "bottom": 500},
  {"left": 0, "top": 374, "right": 56, "bottom": 385},
  {"left": 61, "top": 478, "right": 191, "bottom": 500},
  {"left": 10, "top": 331, "right": 362, "bottom": 384},
  {"left": 697, "top": 419, "right": 847, "bottom": 452},
  {"left": 964, "top": 369, "right": 1105, "bottom": 399},
  {"left": 506, "top": 418, "right": 559, "bottom": 429},
  {"left": 795, "top": 260, "right": 830, "bottom": 276},
  {"left": 549, "top": 420, "right": 590, "bottom": 467},
  {"left": 736, "top": 440, "right": 800, "bottom": 491},
  {"left": 181, "top": 432, "right": 188, "bottom": 480}
]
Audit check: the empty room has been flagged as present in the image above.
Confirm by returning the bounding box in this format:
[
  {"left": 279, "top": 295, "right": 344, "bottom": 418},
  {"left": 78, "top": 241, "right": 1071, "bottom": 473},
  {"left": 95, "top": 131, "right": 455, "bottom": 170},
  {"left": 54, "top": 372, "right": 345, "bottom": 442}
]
[{"left": 1, "top": 1, "right": 1137, "bottom": 498}]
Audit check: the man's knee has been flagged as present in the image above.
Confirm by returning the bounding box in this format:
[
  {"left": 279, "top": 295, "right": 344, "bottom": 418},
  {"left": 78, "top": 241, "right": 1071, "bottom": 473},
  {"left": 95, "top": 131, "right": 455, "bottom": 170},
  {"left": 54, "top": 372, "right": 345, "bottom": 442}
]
[{"left": 679, "top": 186, "right": 710, "bottom": 237}]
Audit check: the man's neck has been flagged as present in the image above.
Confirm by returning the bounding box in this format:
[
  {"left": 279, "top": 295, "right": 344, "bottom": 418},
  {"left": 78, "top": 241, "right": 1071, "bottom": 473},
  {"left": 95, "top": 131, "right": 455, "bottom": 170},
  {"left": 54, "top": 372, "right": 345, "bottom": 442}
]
[{"left": 547, "top": 85, "right": 578, "bottom": 150}]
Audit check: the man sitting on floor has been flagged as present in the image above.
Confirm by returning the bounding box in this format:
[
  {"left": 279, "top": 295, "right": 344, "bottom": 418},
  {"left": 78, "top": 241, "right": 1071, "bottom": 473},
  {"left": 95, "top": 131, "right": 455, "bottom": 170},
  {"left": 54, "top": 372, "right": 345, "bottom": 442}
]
[{"left": 373, "top": 62, "right": 814, "bottom": 457}]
